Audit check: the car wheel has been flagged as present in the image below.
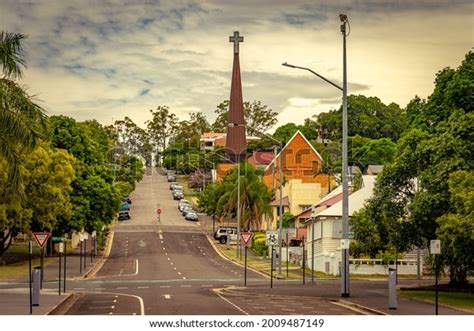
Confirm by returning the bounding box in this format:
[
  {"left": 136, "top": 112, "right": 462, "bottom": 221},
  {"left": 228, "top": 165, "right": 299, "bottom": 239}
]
[{"left": 220, "top": 236, "right": 227, "bottom": 244}]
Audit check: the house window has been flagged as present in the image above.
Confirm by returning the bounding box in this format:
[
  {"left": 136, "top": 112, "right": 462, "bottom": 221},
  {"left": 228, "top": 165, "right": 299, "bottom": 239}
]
[
  {"left": 332, "top": 219, "right": 342, "bottom": 238},
  {"left": 300, "top": 205, "right": 311, "bottom": 212},
  {"left": 276, "top": 206, "right": 285, "bottom": 217}
]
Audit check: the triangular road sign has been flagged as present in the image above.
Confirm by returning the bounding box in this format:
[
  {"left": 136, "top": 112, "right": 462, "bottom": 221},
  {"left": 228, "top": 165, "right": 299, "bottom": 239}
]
[
  {"left": 241, "top": 232, "right": 253, "bottom": 246},
  {"left": 33, "top": 232, "right": 50, "bottom": 249}
]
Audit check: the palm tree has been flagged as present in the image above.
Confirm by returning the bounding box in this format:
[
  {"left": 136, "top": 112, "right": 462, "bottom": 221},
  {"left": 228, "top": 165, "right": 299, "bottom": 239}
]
[
  {"left": 217, "top": 163, "right": 273, "bottom": 230},
  {"left": 0, "top": 31, "right": 46, "bottom": 190},
  {"left": 313, "top": 153, "right": 341, "bottom": 194}
]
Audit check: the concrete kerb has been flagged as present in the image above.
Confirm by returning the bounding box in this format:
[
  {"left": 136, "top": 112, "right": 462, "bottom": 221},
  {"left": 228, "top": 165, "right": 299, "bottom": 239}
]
[
  {"left": 205, "top": 235, "right": 270, "bottom": 279},
  {"left": 81, "top": 230, "right": 115, "bottom": 280},
  {"left": 332, "top": 299, "right": 387, "bottom": 315},
  {"left": 46, "top": 292, "right": 77, "bottom": 315}
]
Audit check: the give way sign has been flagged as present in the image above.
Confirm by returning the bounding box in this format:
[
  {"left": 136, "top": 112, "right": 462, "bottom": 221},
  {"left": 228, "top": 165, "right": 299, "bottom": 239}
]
[
  {"left": 240, "top": 232, "right": 253, "bottom": 247},
  {"left": 33, "top": 232, "right": 51, "bottom": 249}
]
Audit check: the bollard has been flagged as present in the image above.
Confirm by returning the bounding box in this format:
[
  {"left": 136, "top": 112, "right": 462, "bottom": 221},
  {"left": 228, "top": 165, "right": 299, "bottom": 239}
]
[
  {"left": 32, "top": 267, "right": 41, "bottom": 306},
  {"left": 388, "top": 267, "right": 397, "bottom": 309}
]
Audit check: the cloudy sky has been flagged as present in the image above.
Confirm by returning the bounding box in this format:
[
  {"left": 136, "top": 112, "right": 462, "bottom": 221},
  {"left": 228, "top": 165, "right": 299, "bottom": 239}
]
[{"left": 1, "top": 0, "right": 472, "bottom": 130}]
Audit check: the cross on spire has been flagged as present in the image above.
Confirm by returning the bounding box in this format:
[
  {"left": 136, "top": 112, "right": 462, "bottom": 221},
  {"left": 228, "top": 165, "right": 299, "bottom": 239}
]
[{"left": 229, "top": 31, "right": 244, "bottom": 54}]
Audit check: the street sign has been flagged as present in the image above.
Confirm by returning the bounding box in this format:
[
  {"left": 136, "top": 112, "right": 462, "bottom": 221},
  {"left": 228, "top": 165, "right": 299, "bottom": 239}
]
[
  {"left": 430, "top": 240, "right": 441, "bottom": 255},
  {"left": 240, "top": 232, "right": 253, "bottom": 247},
  {"left": 32, "top": 232, "right": 50, "bottom": 249},
  {"left": 341, "top": 239, "right": 350, "bottom": 249},
  {"left": 58, "top": 243, "right": 64, "bottom": 253},
  {"left": 265, "top": 230, "right": 279, "bottom": 246},
  {"left": 91, "top": 230, "right": 97, "bottom": 238},
  {"left": 157, "top": 208, "right": 162, "bottom": 215},
  {"left": 51, "top": 236, "right": 64, "bottom": 242}
]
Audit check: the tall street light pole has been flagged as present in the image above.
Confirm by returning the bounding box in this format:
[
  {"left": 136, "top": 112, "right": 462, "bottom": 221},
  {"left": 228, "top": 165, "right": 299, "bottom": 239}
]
[{"left": 282, "top": 14, "right": 350, "bottom": 297}]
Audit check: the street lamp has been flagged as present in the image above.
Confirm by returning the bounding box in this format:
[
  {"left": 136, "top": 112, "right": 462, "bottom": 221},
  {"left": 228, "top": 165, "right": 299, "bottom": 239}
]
[
  {"left": 248, "top": 128, "right": 284, "bottom": 277},
  {"left": 282, "top": 14, "right": 350, "bottom": 297}
]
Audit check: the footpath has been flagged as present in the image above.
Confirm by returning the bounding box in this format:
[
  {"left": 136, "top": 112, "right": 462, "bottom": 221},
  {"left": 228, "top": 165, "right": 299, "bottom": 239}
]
[{"left": 0, "top": 236, "right": 111, "bottom": 315}]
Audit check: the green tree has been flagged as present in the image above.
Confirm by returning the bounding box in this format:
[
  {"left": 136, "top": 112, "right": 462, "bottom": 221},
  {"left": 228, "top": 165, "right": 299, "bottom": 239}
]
[
  {"left": 350, "top": 136, "right": 397, "bottom": 172},
  {"left": 0, "top": 31, "right": 47, "bottom": 189},
  {"left": 273, "top": 123, "right": 298, "bottom": 144},
  {"left": 211, "top": 100, "right": 278, "bottom": 133},
  {"left": 147, "top": 105, "right": 178, "bottom": 152},
  {"left": 436, "top": 170, "right": 474, "bottom": 286},
  {"left": 352, "top": 52, "right": 474, "bottom": 285}
]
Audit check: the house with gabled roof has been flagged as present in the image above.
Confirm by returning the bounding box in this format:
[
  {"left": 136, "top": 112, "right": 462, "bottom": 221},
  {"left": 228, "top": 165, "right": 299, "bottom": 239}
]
[{"left": 260, "top": 130, "right": 335, "bottom": 230}]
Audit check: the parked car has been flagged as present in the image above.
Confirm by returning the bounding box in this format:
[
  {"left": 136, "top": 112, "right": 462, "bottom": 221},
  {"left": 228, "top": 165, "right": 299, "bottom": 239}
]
[
  {"left": 172, "top": 185, "right": 183, "bottom": 192},
  {"left": 214, "top": 226, "right": 238, "bottom": 244},
  {"left": 181, "top": 205, "right": 194, "bottom": 216},
  {"left": 120, "top": 202, "right": 130, "bottom": 211},
  {"left": 124, "top": 196, "right": 132, "bottom": 204},
  {"left": 167, "top": 174, "right": 176, "bottom": 182},
  {"left": 118, "top": 210, "right": 131, "bottom": 221},
  {"left": 173, "top": 191, "right": 184, "bottom": 200},
  {"left": 170, "top": 183, "right": 178, "bottom": 191},
  {"left": 178, "top": 200, "right": 191, "bottom": 212},
  {"left": 184, "top": 211, "right": 199, "bottom": 221}
]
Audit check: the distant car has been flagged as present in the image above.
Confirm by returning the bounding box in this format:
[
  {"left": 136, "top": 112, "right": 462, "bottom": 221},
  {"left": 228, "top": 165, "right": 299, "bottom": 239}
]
[
  {"left": 120, "top": 202, "right": 130, "bottom": 211},
  {"left": 172, "top": 185, "right": 183, "bottom": 192},
  {"left": 184, "top": 211, "right": 199, "bottom": 221},
  {"left": 214, "top": 226, "right": 238, "bottom": 244},
  {"left": 181, "top": 205, "right": 194, "bottom": 216},
  {"left": 173, "top": 191, "right": 184, "bottom": 200},
  {"left": 178, "top": 200, "right": 191, "bottom": 212},
  {"left": 167, "top": 175, "right": 176, "bottom": 182},
  {"left": 118, "top": 210, "right": 131, "bottom": 221},
  {"left": 124, "top": 196, "right": 132, "bottom": 204},
  {"left": 169, "top": 183, "right": 179, "bottom": 190}
]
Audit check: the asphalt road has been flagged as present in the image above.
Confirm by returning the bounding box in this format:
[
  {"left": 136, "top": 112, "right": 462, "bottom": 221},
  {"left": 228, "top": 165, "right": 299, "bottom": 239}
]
[{"left": 63, "top": 168, "right": 270, "bottom": 315}]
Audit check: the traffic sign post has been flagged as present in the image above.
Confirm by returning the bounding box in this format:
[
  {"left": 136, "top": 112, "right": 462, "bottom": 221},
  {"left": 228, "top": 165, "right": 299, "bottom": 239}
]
[
  {"left": 63, "top": 238, "right": 67, "bottom": 294},
  {"left": 58, "top": 242, "right": 63, "bottom": 296},
  {"left": 430, "top": 239, "right": 441, "bottom": 315},
  {"left": 266, "top": 231, "right": 279, "bottom": 289},
  {"left": 240, "top": 232, "right": 253, "bottom": 287},
  {"left": 33, "top": 232, "right": 50, "bottom": 289},
  {"left": 28, "top": 241, "right": 33, "bottom": 315},
  {"left": 157, "top": 208, "right": 162, "bottom": 223}
]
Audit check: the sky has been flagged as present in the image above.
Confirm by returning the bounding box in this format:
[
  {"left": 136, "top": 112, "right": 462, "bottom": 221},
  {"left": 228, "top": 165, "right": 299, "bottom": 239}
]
[{"left": 1, "top": 0, "right": 473, "bottom": 130}]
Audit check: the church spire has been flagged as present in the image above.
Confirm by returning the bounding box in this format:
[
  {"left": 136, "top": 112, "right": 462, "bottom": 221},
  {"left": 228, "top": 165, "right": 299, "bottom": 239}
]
[{"left": 226, "top": 31, "right": 247, "bottom": 163}]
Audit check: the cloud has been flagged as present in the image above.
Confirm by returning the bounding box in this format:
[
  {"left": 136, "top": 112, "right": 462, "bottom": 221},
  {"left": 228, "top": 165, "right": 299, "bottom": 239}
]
[{"left": 1, "top": 0, "right": 472, "bottom": 129}]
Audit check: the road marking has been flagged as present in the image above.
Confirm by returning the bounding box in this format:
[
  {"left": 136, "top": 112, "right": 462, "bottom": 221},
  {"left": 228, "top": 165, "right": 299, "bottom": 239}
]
[
  {"left": 201, "top": 285, "right": 213, "bottom": 288},
  {"left": 137, "top": 286, "right": 149, "bottom": 289},
  {"left": 180, "top": 285, "right": 191, "bottom": 288},
  {"left": 167, "top": 257, "right": 170, "bottom": 261},
  {"left": 134, "top": 259, "right": 139, "bottom": 275},
  {"left": 163, "top": 294, "right": 171, "bottom": 299},
  {"left": 159, "top": 286, "right": 171, "bottom": 288},
  {"left": 116, "top": 287, "right": 128, "bottom": 289},
  {"left": 74, "top": 288, "right": 85, "bottom": 290},
  {"left": 159, "top": 234, "right": 163, "bottom": 240},
  {"left": 170, "top": 262, "right": 173, "bottom": 265},
  {"left": 162, "top": 247, "right": 166, "bottom": 250},
  {"left": 92, "top": 301, "right": 115, "bottom": 304},
  {"left": 164, "top": 252, "right": 168, "bottom": 255},
  {"left": 111, "top": 305, "right": 116, "bottom": 309},
  {"left": 177, "top": 271, "right": 181, "bottom": 275},
  {"left": 160, "top": 240, "right": 164, "bottom": 244},
  {"left": 182, "top": 277, "right": 186, "bottom": 280},
  {"left": 173, "top": 267, "right": 177, "bottom": 270},
  {"left": 196, "top": 222, "right": 200, "bottom": 226},
  {"left": 214, "top": 290, "right": 249, "bottom": 315}
]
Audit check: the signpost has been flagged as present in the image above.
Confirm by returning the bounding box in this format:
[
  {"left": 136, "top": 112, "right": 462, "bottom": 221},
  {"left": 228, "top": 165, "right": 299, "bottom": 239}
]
[
  {"left": 157, "top": 208, "right": 162, "bottom": 222},
  {"left": 58, "top": 242, "right": 63, "bottom": 295},
  {"left": 240, "top": 232, "right": 253, "bottom": 287},
  {"left": 266, "top": 231, "right": 278, "bottom": 288},
  {"left": 63, "top": 237, "right": 67, "bottom": 293},
  {"left": 28, "top": 241, "right": 33, "bottom": 314},
  {"left": 33, "top": 232, "right": 50, "bottom": 289},
  {"left": 430, "top": 239, "right": 441, "bottom": 315}
]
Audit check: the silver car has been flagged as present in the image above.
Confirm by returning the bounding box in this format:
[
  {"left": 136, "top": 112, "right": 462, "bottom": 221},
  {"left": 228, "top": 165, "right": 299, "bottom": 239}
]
[{"left": 184, "top": 211, "right": 199, "bottom": 221}]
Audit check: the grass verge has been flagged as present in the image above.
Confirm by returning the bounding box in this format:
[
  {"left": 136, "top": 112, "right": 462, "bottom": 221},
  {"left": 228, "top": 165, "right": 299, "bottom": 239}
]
[
  {"left": 399, "top": 290, "right": 474, "bottom": 313},
  {"left": 0, "top": 258, "right": 56, "bottom": 278}
]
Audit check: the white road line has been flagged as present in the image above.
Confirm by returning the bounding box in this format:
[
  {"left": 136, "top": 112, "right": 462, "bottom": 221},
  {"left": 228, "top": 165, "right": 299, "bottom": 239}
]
[
  {"left": 160, "top": 241, "right": 164, "bottom": 244},
  {"left": 163, "top": 294, "right": 171, "bottom": 299},
  {"left": 173, "top": 267, "right": 177, "bottom": 270},
  {"left": 164, "top": 252, "right": 168, "bottom": 255},
  {"left": 180, "top": 285, "right": 191, "bottom": 288},
  {"left": 167, "top": 257, "right": 170, "bottom": 261},
  {"left": 111, "top": 305, "right": 116, "bottom": 309},
  {"left": 116, "top": 287, "right": 128, "bottom": 290},
  {"left": 134, "top": 259, "right": 139, "bottom": 275},
  {"left": 162, "top": 247, "right": 165, "bottom": 250},
  {"left": 137, "top": 286, "right": 149, "bottom": 289},
  {"left": 177, "top": 272, "right": 181, "bottom": 275},
  {"left": 201, "top": 285, "right": 213, "bottom": 287},
  {"left": 74, "top": 288, "right": 85, "bottom": 290},
  {"left": 182, "top": 277, "right": 186, "bottom": 280},
  {"left": 159, "top": 286, "right": 171, "bottom": 288},
  {"left": 170, "top": 262, "right": 173, "bottom": 265},
  {"left": 215, "top": 291, "right": 249, "bottom": 315},
  {"left": 159, "top": 234, "right": 163, "bottom": 240}
]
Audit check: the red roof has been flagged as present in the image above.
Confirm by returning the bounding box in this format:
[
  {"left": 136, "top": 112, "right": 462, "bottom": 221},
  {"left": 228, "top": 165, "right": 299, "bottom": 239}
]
[
  {"left": 293, "top": 208, "right": 312, "bottom": 219},
  {"left": 247, "top": 151, "right": 274, "bottom": 166},
  {"left": 270, "top": 196, "right": 290, "bottom": 207}
]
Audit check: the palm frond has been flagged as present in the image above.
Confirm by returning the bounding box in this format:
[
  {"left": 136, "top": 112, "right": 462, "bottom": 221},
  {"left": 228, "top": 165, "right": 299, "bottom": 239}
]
[{"left": 0, "top": 31, "right": 27, "bottom": 79}]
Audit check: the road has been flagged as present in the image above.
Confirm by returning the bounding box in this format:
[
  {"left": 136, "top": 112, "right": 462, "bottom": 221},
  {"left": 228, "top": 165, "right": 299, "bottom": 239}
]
[{"left": 60, "top": 169, "right": 356, "bottom": 315}]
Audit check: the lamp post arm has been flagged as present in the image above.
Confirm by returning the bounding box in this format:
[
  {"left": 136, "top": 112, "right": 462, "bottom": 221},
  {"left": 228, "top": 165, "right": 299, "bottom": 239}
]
[{"left": 282, "top": 62, "right": 343, "bottom": 91}]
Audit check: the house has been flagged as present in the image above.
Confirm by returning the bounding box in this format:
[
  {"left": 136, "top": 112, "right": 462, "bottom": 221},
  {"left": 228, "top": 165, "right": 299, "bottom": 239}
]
[
  {"left": 367, "top": 165, "right": 384, "bottom": 175},
  {"left": 199, "top": 132, "right": 226, "bottom": 151},
  {"left": 261, "top": 130, "right": 334, "bottom": 230},
  {"left": 305, "top": 175, "right": 376, "bottom": 275}
]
